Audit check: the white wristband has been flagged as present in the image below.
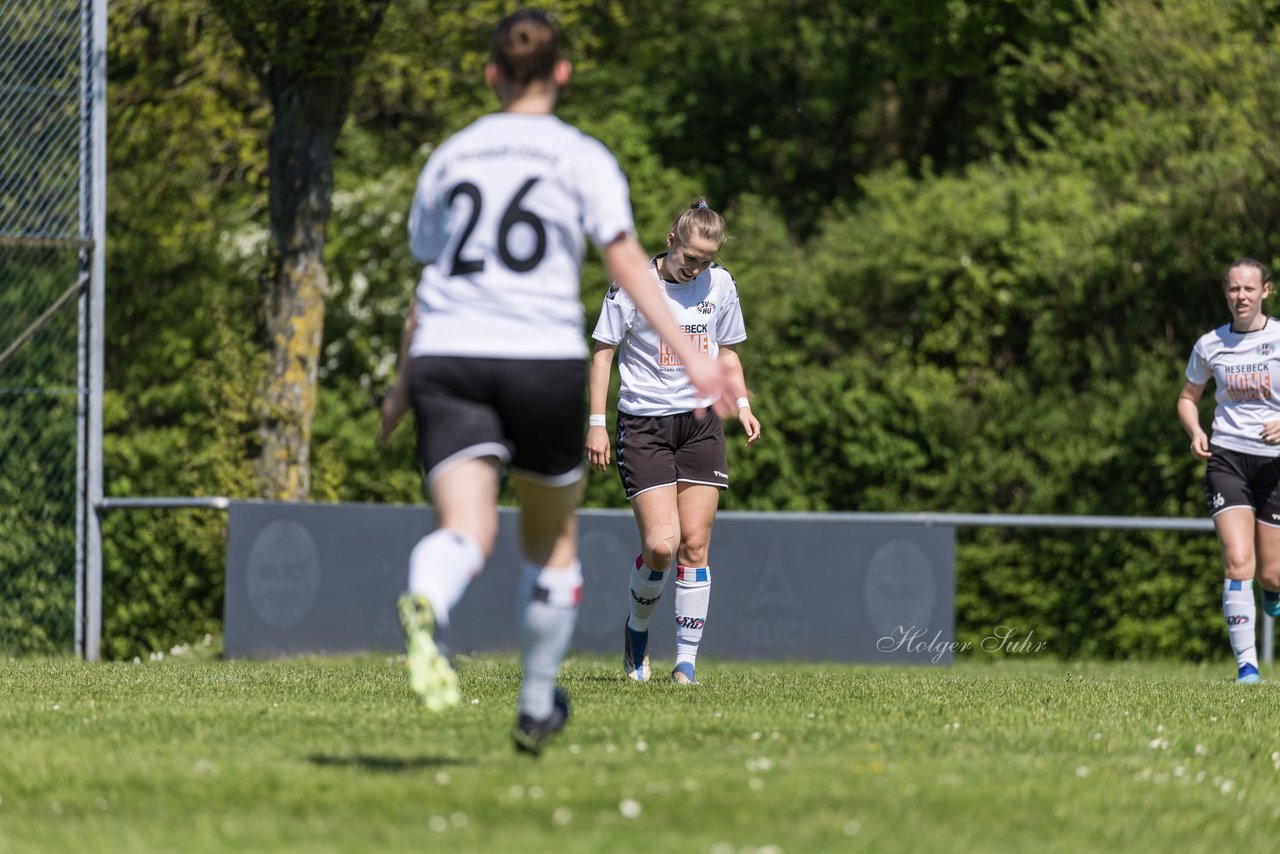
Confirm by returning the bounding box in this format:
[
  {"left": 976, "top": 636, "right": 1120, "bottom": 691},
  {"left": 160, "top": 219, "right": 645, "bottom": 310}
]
[
  {"left": 736, "top": 397, "right": 751, "bottom": 410},
  {"left": 588, "top": 414, "right": 608, "bottom": 428}
]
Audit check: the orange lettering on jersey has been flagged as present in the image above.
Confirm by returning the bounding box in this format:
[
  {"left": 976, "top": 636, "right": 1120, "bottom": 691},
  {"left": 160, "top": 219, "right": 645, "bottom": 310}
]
[{"left": 1225, "top": 371, "right": 1273, "bottom": 402}]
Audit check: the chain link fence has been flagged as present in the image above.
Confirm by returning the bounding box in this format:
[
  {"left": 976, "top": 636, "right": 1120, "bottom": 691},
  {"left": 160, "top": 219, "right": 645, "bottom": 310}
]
[{"left": 1, "top": 0, "right": 95, "bottom": 655}]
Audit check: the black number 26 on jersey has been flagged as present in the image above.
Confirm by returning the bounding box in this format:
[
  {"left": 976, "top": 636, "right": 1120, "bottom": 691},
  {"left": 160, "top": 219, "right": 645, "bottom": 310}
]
[{"left": 447, "top": 178, "right": 547, "bottom": 276}]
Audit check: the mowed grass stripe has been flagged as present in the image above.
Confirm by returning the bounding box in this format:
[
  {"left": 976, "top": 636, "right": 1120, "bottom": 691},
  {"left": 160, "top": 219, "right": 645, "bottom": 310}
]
[{"left": 0, "top": 657, "right": 1276, "bottom": 852}]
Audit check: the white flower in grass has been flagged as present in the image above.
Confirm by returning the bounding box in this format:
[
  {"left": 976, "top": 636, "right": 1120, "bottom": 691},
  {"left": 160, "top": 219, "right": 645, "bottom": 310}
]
[
  {"left": 748, "top": 777, "right": 764, "bottom": 791},
  {"left": 751, "top": 732, "right": 763, "bottom": 741},
  {"left": 1075, "top": 766, "right": 1090, "bottom": 778},
  {"left": 619, "top": 798, "right": 642, "bottom": 819},
  {"left": 1148, "top": 738, "right": 1169, "bottom": 750},
  {"left": 1173, "top": 765, "right": 1186, "bottom": 777},
  {"left": 51, "top": 704, "right": 60, "bottom": 712},
  {"left": 709, "top": 844, "right": 734, "bottom": 854},
  {"left": 635, "top": 739, "right": 648, "bottom": 753},
  {"left": 843, "top": 820, "right": 862, "bottom": 836},
  {"left": 95, "top": 797, "right": 108, "bottom": 811},
  {"left": 450, "top": 812, "right": 468, "bottom": 828},
  {"left": 1195, "top": 744, "right": 1208, "bottom": 756},
  {"left": 1196, "top": 771, "right": 1207, "bottom": 783},
  {"left": 508, "top": 785, "right": 525, "bottom": 799},
  {"left": 568, "top": 744, "right": 581, "bottom": 754},
  {"left": 552, "top": 807, "right": 572, "bottom": 827},
  {"left": 758, "top": 846, "right": 783, "bottom": 854},
  {"left": 429, "top": 815, "right": 448, "bottom": 832},
  {"left": 528, "top": 786, "right": 544, "bottom": 800},
  {"left": 1220, "top": 779, "right": 1235, "bottom": 795},
  {"left": 194, "top": 760, "right": 215, "bottom": 776},
  {"left": 435, "top": 771, "right": 450, "bottom": 785},
  {"left": 470, "top": 698, "right": 480, "bottom": 705}
]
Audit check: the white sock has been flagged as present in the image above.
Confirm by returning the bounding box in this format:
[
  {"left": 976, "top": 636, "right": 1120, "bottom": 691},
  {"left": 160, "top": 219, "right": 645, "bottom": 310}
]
[
  {"left": 674, "top": 564, "right": 711, "bottom": 667},
  {"left": 1224, "top": 578, "right": 1258, "bottom": 671},
  {"left": 518, "top": 560, "right": 583, "bottom": 721},
  {"left": 627, "top": 554, "right": 669, "bottom": 631},
  {"left": 407, "top": 529, "right": 484, "bottom": 628}
]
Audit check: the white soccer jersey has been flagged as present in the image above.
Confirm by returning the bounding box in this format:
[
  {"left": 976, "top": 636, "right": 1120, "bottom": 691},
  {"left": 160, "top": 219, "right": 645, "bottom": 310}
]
[
  {"left": 407, "top": 113, "right": 635, "bottom": 359},
  {"left": 592, "top": 258, "right": 747, "bottom": 416},
  {"left": 1186, "top": 319, "right": 1280, "bottom": 457}
]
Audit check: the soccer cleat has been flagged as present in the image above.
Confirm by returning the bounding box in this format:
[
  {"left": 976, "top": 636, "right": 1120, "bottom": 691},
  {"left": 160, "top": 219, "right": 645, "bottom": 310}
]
[
  {"left": 397, "top": 593, "right": 461, "bottom": 712},
  {"left": 513, "top": 686, "right": 570, "bottom": 756},
  {"left": 671, "top": 662, "right": 699, "bottom": 685},
  {"left": 1237, "top": 663, "right": 1262, "bottom": 685},
  {"left": 1263, "top": 588, "right": 1280, "bottom": 618},
  {"left": 623, "top": 619, "right": 650, "bottom": 682}
]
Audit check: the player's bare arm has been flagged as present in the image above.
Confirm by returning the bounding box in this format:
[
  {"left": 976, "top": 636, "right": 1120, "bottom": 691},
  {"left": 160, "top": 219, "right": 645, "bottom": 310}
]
[
  {"left": 587, "top": 342, "right": 617, "bottom": 470},
  {"left": 718, "top": 344, "right": 760, "bottom": 445}
]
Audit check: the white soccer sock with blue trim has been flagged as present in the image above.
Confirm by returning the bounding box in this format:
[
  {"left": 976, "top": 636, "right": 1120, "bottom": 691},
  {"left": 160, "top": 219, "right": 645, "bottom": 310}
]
[
  {"left": 627, "top": 554, "right": 669, "bottom": 631},
  {"left": 674, "top": 564, "right": 711, "bottom": 668},
  {"left": 407, "top": 529, "right": 484, "bottom": 627},
  {"left": 518, "top": 560, "right": 582, "bottom": 721},
  {"left": 1224, "top": 578, "right": 1258, "bottom": 671}
]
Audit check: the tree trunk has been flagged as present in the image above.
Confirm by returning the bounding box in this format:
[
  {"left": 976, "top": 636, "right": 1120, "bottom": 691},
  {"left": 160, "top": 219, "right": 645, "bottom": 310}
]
[
  {"left": 255, "top": 80, "right": 342, "bottom": 501},
  {"left": 208, "top": 0, "right": 393, "bottom": 501}
]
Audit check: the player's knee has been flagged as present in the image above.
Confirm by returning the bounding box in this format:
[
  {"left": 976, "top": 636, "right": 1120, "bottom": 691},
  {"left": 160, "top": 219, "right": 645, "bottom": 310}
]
[
  {"left": 1222, "top": 547, "right": 1255, "bottom": 578},
  {"left": 644, "top": 536, "right": 676, "bottom": 571},
  {"left": 679, "top": 537, "right": 709, "bottom": 568}
]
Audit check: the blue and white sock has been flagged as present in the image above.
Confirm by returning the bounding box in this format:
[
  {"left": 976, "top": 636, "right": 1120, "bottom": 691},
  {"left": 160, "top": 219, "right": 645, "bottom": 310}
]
[
  {"left": 674, "top": 564, "right": 711, "bottom": 668},
  {"left": 627, "top": 555, "right": 669, "bottom": 632},
  {"left": 1224, "top": 579, "right": 1258, "bottom": 672},
  {"left": 518, "top": 560, "right": 582, "bottom": 721},
  {"left": 407, "top": 529, "right": 484, "bottom": 627}
]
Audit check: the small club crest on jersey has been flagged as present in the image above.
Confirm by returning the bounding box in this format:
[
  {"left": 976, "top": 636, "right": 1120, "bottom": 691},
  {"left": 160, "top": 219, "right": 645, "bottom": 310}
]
[
  {"left": 696, "top": 300, "right": 716, "bottom": 314},
  {"left": 1260, "top": 343, "right": 1275, "bottom": 356}
]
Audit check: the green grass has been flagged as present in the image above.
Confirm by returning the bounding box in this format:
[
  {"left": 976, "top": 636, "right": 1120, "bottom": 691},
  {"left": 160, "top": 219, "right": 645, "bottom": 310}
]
[{"left": 1, "top": 655, "right": 1278, "bottom": 852}]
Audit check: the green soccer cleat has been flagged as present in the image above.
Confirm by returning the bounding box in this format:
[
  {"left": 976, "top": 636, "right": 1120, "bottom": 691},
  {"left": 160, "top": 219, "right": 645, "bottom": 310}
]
[{"left": 397, "top": 593, "right": 461, "bottom": 712}]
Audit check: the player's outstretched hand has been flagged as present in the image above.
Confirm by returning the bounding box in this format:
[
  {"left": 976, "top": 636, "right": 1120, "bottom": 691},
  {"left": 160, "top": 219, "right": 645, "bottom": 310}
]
[
  {"left": 685, "top": 355, "right": 745, "bottom": 419},
  {"left": 585, "top": 425, "right": 611, "bottom": 472}
]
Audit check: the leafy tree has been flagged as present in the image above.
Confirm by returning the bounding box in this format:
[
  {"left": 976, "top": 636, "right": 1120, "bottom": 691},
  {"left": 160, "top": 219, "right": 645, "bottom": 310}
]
[{"left": 209, "top": 0, "right": 392, "bottom": 501}]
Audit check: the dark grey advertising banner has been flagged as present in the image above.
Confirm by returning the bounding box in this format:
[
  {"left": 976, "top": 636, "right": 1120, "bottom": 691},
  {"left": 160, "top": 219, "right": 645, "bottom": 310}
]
[{"left": 225, "top": 502, "right": 955, "bottom": 664}]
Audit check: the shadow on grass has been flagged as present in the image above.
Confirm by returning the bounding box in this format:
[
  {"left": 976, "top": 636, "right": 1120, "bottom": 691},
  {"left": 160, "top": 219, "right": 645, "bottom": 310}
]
[{"left": 307, "top": 754, "right": 474, "bottom": 772}]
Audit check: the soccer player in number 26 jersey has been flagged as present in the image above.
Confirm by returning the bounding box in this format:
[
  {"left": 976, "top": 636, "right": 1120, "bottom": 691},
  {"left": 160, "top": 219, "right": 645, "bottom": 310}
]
[{"left": 378, "top": 9, "right": 741, "bottom": 754}]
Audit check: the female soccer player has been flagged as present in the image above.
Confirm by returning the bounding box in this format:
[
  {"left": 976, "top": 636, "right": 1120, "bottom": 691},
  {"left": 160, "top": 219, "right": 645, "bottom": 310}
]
[
  {"left": 380, "top": 10, "right": 737, "bottom": 753},
  {"left": 1178, "top": 257, "right": 1280, "bottom": 684},
  {"left": 586, "top": 199, "right": 761, "bottom": 686}
]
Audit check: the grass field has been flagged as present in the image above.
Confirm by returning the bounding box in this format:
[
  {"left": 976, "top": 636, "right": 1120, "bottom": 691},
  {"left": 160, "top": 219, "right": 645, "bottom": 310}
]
[{"left": 1, "top": 654, "right": 1278, "bottom": 853}]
